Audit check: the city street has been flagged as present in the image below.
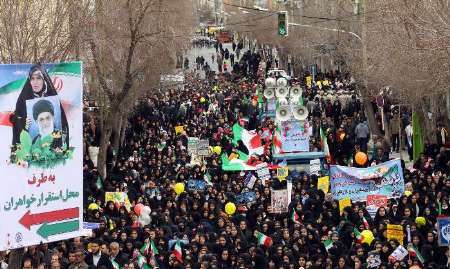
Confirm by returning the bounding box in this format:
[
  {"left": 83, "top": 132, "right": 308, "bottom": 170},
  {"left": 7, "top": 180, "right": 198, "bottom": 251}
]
[{"left": 0, "top": 1, "right": 449, "bottom": 269}]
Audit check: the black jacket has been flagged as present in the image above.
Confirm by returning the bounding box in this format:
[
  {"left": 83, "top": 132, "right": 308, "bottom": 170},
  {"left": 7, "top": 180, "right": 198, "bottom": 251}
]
[{"left": 85, "top": 253, "right": 113, "bottom": 269}]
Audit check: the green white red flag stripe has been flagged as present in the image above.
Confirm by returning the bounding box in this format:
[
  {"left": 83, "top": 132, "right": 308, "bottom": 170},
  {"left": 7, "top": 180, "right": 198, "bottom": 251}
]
[
  {"left": 291, "top": 211, "right": 300, "bottom": 223},
  {"left": 257, "top": 231, "right": 273, "bottom": 247},
  {"left": 173, "top": 240, "right": 183, "bottom": 262},
  {"left": 408, "top": 245, "right": 424, "bottom": 263},
  {"left": 353, "top": 228, "right": 364, "bottom": 244},
  {"left": 323, "top": 239, "right": 333, "bottom": 252}
]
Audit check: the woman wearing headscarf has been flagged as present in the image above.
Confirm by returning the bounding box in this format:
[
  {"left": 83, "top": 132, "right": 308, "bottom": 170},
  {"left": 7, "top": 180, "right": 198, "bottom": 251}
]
[{"left": 11, "top": 64, "right": 69, "bottom": 148}]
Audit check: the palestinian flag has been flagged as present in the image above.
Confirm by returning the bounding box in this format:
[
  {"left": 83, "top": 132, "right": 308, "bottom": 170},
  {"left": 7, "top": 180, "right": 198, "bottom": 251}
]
[
  {"left": 0, "top": 111, "right": 13, "bottom": 127},
  {"left": 320, "top": 126, "right": 331, "bottom": 161},
  {"left": 256, "top": 231, "right": 273, "bottom": 247},
  {"left": 291, "top": 211, "right": 300, "bottom": 223},
  {"left": 362, "top": 217, "right": 370, "bottom": 230},
  {"left": 408, "top": 245, "right": 424, "bottom": 264},
  {"left": 231, "top": 123, "right": 263, "bottom": 156},
  {"left": 172, "top": 240, "right": 183, "bottom": 262},
  {"left": 353, "top": 228, "right": 364, "bottom": 244},
  {"left": 221, "top": 150, "right": 257, "bottom": 171},
  {"left": 323, "top": 239, "right": 333, "bottom": 252}
]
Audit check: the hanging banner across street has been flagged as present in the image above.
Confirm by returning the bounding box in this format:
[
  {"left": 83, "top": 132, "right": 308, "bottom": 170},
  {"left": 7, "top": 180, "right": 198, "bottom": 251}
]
[{"left": 0, "top": 62, "right": 83, "bottom": 250}]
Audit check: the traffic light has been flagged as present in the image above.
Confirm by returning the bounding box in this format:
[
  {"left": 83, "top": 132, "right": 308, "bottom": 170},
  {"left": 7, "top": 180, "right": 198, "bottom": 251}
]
[{"left": 278, "top": 11, "right": 288, "bottom": 37}]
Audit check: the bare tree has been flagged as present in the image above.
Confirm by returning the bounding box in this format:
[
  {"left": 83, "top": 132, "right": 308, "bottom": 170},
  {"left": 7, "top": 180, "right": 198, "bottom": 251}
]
[
  {"left": 85, "top": 0, "right": 195, "bottom": 177},
  {"left": 225, "top": 0, "right": 450, "bottom": 142}
]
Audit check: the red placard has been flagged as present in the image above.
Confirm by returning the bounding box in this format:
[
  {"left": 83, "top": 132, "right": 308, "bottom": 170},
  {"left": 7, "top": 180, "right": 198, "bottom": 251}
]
[{"left": 367, "top": 194, "right": 388, "bottom": 208}]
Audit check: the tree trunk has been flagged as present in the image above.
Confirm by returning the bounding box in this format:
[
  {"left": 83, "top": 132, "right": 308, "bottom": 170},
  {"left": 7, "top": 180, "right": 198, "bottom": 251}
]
[
  {"left": 418, "top": 98, "right": 436, "bottom": 144},
  {"left": 119, "top": 117, "right": 127, "bottom": 151},
  {"left": 8, "top": 248, "right": 24, "bottom": 269},
  {"left": 361, "top": 95, "right": 381, "bottom": 136},
  {"left": 97, "top": 114, "right": 113, "bottom": 179},
  {"left": 112, "top": 114, "right": 123, "bottom": 154}
]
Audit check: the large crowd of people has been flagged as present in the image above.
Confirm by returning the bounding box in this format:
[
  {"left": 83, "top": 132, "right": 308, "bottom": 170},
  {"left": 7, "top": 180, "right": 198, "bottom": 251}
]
[{"left": 1, "top": 37, "right": 450, "bottom": 269}]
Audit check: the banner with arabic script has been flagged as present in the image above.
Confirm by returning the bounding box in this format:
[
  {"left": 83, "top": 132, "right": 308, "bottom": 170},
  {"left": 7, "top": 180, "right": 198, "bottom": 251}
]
[
  {"left": 330, "top": 159, "right": 404, "bottom": 202},
  {"left": 275, "top": 120, "right": 309, "bottom": 154},
  {"left": 0, "top": 63, "right": 83, "bottom": 250}
]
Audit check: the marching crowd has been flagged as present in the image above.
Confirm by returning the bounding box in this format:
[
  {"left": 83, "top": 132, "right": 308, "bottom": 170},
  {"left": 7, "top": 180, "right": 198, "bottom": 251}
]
[{"left": 1, "top": 40, "right": 450, "bottom": 269}]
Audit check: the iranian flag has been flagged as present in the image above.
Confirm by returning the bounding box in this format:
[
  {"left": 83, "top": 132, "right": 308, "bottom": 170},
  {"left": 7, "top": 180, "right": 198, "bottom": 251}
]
[
  {"left": 0, "top": 62, "right": 82, "bottom": 114},
  {"left": 362, "top": 217, "right": 370, "bottom": 230},
  {"left": 172, "top": 240, "right": 183, "bottom": 262},
  {"left": 204, "top": 172, "right": 213, "bottom": 186},
  {"left": 291, "top": 211, "right": 300, "bottom": 223},
  {"left": 408, "top": 245, "right": 424, "bottom": 264},
  {"left": 140, "top": 240, "right": 158, "bottom": 256},
  {"left": 256, "top": 231, "right": 273, "bottom": 247},
  {"left": 150, "top": 240, "right": 159, "bottom": 255},
  {"left": 136, "top": 254, "right": 151, "bottom": 269},
  {"left": 323, "top": 239, "right": 333, "bottom": 252},
  {"left": 232, "top": 123, "right": 263, "bottom": 156},
  {"left": 140, "top": 241, "right": 150, "bottom": 256},
  {"left": 111, "top": 260, "right": 120, "bottom": 269},
  {"left": 353, "top": 228, "right": 364, "bottom": 244},
  {"left": 221, "top": 150, "right": 257, "bottom": 171},
  {"left": 272, "top": 127, "right": 283, "bottom": 154},
  {"left": 320, "top": 126, "right": 331, "bottom": 161}
]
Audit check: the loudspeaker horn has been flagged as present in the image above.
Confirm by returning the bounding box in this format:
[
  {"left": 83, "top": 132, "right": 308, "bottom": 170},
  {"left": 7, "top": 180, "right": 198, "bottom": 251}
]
[
  {"left": 292, "top": 105, "right": 309, "bottom": 121},
  {"left": 276, "top": 86, "right": 289, "bottom": 98},
  {"left": 290, "top": 86, "right": 302, "bottom": 99},
  {"left": 265, "top": 77, "right": 276, "bottom": 88},
  {"left": 276, "top": 105, "right": 291, "bottom": 121},
  {"left": 276, "top": 77, "right": 288, "bottom": 87},
  {"left": 264, "top": 88, "right": 275, "bottom": 99}
]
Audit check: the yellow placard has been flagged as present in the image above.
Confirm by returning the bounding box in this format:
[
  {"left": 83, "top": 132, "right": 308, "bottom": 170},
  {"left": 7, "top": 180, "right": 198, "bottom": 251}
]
[
  {"left": 339, "top": 197, "right": 351, "bottom": 215},
  {"left": 317, "top": 176, "right": 330, "bottom": 193},
  {"left": 277, "top": 166, "right": 288, "bottom": 178},
  {"left": 387, "top": 224, "right": 404, "bottom": 245},
  {"left": 175, "top": 125, "right": 184, "bottom": 135},
  {"left": 306, "top": 76, "right": 312, "bottom": 88},
  {"left": 316, "top": 80, "right": 322, "bottom": 89},
  {"left": 105, "top": 192, "right": 131, "bottom": 211}
]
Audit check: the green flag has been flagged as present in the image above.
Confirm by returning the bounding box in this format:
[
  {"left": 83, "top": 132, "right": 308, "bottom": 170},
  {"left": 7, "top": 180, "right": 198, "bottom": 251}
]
[{"left": 412, "top": 112, "right": 423, "bottom": 161}]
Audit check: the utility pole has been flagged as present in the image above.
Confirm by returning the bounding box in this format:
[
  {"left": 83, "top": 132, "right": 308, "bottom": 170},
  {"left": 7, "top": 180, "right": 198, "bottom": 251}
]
[{"left": 214, "top": 0, "right": 218, "bottom": 25}]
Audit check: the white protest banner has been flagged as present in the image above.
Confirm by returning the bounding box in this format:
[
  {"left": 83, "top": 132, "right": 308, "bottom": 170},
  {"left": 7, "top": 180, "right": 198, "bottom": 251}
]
[
  {"left": 271, "top": 189, "right": 289, "bottom": 213},
  {"left": 310, "top": 159, "right": 321, "bottom": 175},
  {"left": 0, "top": 63, "right": 83, "bottom": 250},
  {"left": 244, "top": 173, "right": 257, "bottom": 189},
  {"left": 197, "top": 139, "right": 210, "bottom": 156},
  {"left": 187, "top": 137, "right": 199, "bottom": 156},
  {"left": 256, "top": 163, "right": 271, "bottom": 184},
  {"left": 388, "top": 245, "right": 408, "bottom": 262}
]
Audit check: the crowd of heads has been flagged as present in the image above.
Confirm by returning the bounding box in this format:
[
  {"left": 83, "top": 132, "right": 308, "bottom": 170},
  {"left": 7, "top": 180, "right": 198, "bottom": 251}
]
[{"left": 1, "top": 40, "right": 449, "bottom": 269}]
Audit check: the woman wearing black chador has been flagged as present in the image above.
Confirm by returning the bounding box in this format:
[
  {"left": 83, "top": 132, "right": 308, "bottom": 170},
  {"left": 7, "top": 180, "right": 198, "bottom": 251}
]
[{"left": 11, "top": 64, "right": 69, "bottom": 149}]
